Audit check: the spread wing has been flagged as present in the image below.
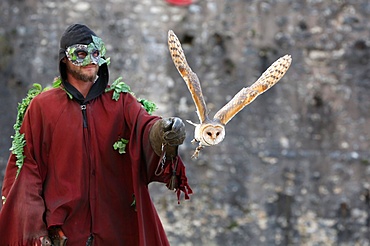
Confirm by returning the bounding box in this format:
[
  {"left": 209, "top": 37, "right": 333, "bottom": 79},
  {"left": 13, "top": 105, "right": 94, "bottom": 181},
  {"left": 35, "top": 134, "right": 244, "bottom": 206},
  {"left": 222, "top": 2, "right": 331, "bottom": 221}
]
[
  {"left": 168, "top": 30, "right": 208, "bottom": 123},
  {"left": 214, "top": 55, "right": 292, "bottom": 125}
]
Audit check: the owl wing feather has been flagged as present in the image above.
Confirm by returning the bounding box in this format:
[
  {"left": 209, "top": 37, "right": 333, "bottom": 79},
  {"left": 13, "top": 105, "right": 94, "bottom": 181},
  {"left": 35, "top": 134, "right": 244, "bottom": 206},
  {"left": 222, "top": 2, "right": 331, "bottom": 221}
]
[
  {"left": 214, "top": 55, "right": 292, "bottom": 125},
  {"left": 168, "top": 30, "right": 208, "bottom": 124}
]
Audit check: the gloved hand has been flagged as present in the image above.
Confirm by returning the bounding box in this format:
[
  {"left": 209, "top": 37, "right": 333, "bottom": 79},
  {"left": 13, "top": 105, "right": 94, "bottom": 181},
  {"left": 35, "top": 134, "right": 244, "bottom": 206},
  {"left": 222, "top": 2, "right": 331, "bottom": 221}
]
[
  {"left": 162, "top": 117, "right": 186, "bottom": 146},
  {"left": 149, "top": 117, "right": 186, "bottom": 158}
]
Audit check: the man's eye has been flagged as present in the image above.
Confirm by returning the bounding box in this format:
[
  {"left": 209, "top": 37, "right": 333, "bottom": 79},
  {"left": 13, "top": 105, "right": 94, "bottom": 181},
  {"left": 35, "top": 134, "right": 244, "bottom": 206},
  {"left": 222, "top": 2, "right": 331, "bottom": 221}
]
[
  {"left": 76, "top": 51, "right": 87, "bottom": 59},
  {"left": 92, "top": 50, "right": 100, "bottom": 58}
]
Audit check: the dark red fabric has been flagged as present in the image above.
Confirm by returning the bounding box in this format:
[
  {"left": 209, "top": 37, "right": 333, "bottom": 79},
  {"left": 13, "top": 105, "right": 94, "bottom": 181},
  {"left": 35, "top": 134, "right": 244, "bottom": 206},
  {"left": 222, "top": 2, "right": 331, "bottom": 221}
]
[{"left": 0, "top": 88, "right": 191, "bottom": 245}]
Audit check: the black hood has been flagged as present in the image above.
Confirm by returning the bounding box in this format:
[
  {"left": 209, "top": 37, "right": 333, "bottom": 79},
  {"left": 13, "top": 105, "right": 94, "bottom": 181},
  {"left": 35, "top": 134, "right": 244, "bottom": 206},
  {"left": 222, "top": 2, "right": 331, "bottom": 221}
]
[{"left": 58, "top": 24, "right": 109, "bottom": 103}]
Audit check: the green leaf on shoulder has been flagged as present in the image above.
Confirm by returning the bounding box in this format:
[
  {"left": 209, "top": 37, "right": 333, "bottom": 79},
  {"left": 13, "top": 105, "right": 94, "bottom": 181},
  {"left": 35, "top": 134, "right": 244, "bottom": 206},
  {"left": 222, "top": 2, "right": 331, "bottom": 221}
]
[
  {"left": 138, "top": 98, "right": 157, "bottom": 115},
  {"left": 106, "top": 76, "right": 157, "bottom": 114},
  {"left": 105, "top": 77, "right": 131, "bottom": 101},
  {"left": 53, "top": 77, "right": 73, "bottom": 99}
]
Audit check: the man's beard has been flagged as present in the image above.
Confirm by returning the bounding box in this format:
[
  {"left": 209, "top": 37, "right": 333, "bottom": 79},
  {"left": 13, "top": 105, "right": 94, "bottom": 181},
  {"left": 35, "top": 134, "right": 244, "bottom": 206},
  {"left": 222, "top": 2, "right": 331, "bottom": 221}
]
[{"left": 66, "top": 63, "right": 98, "bottom": 82}]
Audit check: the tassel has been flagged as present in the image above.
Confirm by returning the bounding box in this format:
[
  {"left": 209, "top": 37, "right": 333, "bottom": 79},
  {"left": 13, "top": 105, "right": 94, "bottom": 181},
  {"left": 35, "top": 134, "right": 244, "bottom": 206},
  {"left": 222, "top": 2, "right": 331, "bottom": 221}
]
[{"left": 168, "top": 173, "right": 177, "bottom": 191}]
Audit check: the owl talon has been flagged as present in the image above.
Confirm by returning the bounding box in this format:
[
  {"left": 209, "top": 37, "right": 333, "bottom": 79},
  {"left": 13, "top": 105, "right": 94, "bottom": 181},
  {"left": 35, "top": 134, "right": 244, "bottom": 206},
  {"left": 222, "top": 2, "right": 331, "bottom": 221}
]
[
  {"left": 191, "top": 143, "right": 203, "bottom": 159},
  {"left": 191, "top": 139, "right": 203, "bottom": 159},
  {"left": 191, "top": 151, "right": 199, "bottom": 159}
]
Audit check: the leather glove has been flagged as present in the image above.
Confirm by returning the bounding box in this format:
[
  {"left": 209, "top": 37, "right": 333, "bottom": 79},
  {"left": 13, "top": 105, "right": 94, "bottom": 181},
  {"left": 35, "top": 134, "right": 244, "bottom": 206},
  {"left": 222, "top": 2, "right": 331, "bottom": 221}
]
[
  {"left": 150, "top": 117, "right": 186, "bottom": 158},
  {"left": 162, "top": 117, "right": 186, "bottom": 146}
]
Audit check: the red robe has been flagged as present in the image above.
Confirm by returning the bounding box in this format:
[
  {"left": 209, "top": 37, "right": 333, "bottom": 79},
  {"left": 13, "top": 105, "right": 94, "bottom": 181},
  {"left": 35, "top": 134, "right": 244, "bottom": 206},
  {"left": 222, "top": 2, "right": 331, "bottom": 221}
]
[{"left": 0, "top": 87, "right": 192, "bottom": 245}]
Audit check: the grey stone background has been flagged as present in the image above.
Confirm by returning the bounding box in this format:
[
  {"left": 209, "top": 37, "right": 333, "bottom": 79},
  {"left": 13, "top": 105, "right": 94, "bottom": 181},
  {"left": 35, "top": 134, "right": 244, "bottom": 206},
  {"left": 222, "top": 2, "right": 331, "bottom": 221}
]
[{"left": 1, "top": 0, "right": 369, "bottom": 245}]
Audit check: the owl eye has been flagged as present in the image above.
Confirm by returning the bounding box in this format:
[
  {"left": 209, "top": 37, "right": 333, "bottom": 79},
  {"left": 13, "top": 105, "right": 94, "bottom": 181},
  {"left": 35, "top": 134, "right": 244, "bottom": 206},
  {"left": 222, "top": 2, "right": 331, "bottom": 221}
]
[
  {"left": 207, "top": 132, "right": 212, "bottom": 136},
  {"left": 216, "top": 132, "right": 220, "bottom": 136}
]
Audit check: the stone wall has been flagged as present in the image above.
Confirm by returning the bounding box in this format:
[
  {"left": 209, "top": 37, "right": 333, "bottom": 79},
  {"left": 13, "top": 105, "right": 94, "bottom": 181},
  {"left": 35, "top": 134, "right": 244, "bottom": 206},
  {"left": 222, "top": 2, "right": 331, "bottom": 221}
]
[{"left": 0, "top": 0, "right": 369, "bottom": 245}]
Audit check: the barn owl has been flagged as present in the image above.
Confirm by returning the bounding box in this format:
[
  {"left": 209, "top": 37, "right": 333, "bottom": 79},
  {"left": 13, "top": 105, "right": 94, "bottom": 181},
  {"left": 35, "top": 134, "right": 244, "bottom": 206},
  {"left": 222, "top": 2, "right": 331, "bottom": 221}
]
[{"left": 168, "top": 30, "right": 292, "bottom": 158}]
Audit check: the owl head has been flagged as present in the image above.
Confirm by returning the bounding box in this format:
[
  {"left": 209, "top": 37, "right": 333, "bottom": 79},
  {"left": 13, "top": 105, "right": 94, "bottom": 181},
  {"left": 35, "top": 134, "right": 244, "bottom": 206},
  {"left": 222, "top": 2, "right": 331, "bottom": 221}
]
[{"left": 197, "top": 123, "right": 225, "bottom": 146}]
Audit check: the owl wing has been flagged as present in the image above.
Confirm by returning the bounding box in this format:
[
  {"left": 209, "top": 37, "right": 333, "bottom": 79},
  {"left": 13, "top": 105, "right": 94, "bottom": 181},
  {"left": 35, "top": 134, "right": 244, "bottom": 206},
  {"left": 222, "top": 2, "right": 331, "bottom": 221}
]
[
  {"left": 213, "top": 55, "right": 292, "bottom": 125},
  {"left": 168, "top": 30, "right": 208, "bottom": 124}
]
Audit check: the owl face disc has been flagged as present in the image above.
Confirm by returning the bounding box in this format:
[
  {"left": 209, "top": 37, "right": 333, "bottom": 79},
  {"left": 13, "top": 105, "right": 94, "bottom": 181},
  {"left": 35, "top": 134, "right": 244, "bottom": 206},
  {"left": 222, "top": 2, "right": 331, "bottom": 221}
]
[{"left": 199, "top": 124, "right": 225, "bottom": 146}]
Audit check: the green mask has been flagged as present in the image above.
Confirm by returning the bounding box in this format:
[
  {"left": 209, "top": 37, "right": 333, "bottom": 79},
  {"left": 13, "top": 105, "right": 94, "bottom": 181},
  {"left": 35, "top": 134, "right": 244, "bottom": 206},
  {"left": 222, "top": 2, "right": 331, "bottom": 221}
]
[{"left": 65, "top": 35, "right": 107, "bottom": 66}]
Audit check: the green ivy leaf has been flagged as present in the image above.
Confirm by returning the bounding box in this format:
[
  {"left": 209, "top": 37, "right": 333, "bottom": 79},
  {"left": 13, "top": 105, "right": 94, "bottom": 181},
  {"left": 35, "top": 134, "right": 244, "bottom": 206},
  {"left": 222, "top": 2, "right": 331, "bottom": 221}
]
[
  {"left": 52, "top": 77, "right": 62, "bottom": 88},
  {"left": 52, "top": 77, "right": 73, "bottom": 99},
  {"left": 92, "top": 35, "right": 106, "bottom": 57},
  {"left": 138, "top": 98, "right": 157, "bottom": 115},
  {"left": 113, "top": 138, "right": 129, "bottom": 154},
  {"left": 105, "top": 57, "right": 111, "bottom": 66},
  {"left": 105, "top": 77, "right": 157, "bottom": 114},
  {"left": 10, "top": 83, "right": 44, "bottom": 177},
  {"left": 68, "top": 47, "right": 77, "bottom": 60},
  {"left": 98, "top": 57, "right": 108, "bottom": 66},
  {"left": 105, "top": 77, "right": 131, "bottom": 101}
]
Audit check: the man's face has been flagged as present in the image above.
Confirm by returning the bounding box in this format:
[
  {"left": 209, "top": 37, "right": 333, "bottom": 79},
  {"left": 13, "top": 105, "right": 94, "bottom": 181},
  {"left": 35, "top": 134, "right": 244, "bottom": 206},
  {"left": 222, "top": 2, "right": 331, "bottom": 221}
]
[
  {"left": 63, "top": 36, "right": 107, "bottom": 83},
  {"left": 65, "top": 58, "right": 99, "bottom": 83}
]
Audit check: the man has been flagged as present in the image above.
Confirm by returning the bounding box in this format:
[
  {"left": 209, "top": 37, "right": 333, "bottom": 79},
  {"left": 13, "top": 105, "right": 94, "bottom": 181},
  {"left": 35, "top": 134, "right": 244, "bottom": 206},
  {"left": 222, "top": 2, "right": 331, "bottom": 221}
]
[{"left": 0, "top": 24, "right": 192, "bottom": 245}]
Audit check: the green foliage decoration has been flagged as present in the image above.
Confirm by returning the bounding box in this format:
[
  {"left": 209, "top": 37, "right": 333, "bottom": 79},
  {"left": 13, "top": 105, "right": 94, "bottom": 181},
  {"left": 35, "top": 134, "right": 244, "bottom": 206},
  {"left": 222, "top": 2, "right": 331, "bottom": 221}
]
[
  {"left": 113, "top": 138, "right": 129, "bottom": 154},
  {"left": 105, "top": 77, "right": 132, "bottom": 101},
  {"left": 137, "top": 98, "right": 157, "bottom": 115},
  {"left": 105, "top": 76, "right": 158, "bottom": 115},
  {"left": 10, "top": 83, "right": 44, "bottom": 177},
  {"left": 10, "top": 80, "right": 67, "bottom": 177},
  {"left": 85, "top": 35, "right": 109, "bottom": 66},
  {"left": 53, "top": 77, "right": 73, "bottom": 99}
]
